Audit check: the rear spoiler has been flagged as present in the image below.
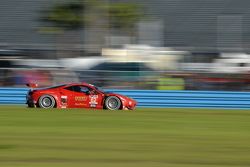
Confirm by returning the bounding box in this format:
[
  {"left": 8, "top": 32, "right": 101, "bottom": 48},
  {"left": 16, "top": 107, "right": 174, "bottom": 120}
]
[{"left": 26, "top": 83, "right": 38, "bottom": 89}]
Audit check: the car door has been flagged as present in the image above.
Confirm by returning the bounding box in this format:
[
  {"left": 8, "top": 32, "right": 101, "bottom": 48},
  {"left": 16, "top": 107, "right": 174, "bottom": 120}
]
[
  {"left": 60, "top": 85, "right": 103, "bottom": 108},
  {"left": 59, "top": 85, "right": 88, "bottom": 108}
]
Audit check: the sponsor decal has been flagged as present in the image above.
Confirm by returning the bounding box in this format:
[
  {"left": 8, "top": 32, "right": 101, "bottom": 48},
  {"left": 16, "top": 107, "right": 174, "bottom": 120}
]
[
  {"left": 75, "top": 103, "right": 87, "bottom": 106},
  {"left": 75, "top": 96, "right": 87, "bottom": 101},
  {"left": 61, "top": 96, "right": 67, "bottom": 103},
  {"left": 61, "top": 95, "right": 68, "bottom": 107}
]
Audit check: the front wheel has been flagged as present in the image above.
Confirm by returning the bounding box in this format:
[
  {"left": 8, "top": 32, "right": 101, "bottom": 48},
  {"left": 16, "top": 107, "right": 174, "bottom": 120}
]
[
  {"left": 105, "top": 96, "right": 121, "bottom": 110},
  {"left": 38, "top": 95, "right": 56, "bottom": 109}
]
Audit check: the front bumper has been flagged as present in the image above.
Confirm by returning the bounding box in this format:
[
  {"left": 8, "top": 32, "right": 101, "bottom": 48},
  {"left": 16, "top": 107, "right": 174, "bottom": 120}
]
[{"left": 124, "top": 101, "right": 137, "bottom": 110}]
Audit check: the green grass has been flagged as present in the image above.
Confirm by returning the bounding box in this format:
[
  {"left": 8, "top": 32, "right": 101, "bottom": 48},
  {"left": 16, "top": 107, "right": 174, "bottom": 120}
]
[{"left": 0, "top": 106, "right": 250, "bottom": 167}]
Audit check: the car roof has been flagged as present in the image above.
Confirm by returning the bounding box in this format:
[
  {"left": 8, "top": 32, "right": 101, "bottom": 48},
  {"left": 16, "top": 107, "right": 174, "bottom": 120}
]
[{"left": 63, "top": 82, "right": 92, "bottom": 87}]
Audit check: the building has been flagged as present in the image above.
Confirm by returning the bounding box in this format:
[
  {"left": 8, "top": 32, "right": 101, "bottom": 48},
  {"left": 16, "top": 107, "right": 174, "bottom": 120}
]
[{"left": 0, "top": 0, "right": 250, "bottom": 53}]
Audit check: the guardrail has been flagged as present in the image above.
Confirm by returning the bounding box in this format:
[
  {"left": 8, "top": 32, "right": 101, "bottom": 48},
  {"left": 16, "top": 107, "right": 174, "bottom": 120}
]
[
  {"left": 1, "top": 88, "right": 250, "bottom": 109},
  {"left": 0, "top": 88, "right": 28, "bottom": 104},
  {"left": 112, "top": 90, "right": 250, "bottom": 109}
]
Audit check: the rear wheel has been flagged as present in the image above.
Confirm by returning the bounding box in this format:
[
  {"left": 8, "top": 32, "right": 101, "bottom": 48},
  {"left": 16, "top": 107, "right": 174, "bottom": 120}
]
[
  {"left": 38, "top": 95, "right": 56, "bottom": 108},
  {"left": 105, "top": 96, "right": 121, "bottom": 110}
]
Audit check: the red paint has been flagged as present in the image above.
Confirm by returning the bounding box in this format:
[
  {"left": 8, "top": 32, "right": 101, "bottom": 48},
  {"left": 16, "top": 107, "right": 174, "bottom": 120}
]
[{"left": 26, "top": 82, "right": 137, "bottom": 110}]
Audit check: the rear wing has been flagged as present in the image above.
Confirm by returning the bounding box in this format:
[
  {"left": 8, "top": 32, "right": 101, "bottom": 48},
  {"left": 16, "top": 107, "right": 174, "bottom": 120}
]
[{"left": 26, "top": 83, "right": 38, "bottom": 89}]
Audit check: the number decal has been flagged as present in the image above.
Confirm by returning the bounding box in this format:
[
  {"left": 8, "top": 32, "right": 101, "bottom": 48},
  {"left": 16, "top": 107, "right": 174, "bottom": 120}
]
[{"left": 89, "top": 95, "right": 98, "bottom": 107}]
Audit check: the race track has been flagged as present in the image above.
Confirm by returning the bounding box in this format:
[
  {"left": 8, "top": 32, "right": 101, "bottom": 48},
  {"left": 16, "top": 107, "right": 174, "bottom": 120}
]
[{"left": 0, "top": 106, "right": 250, "bottom": 167}]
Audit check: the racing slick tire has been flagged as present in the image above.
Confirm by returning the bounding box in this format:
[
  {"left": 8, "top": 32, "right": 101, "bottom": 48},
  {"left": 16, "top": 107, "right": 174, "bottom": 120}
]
[
  {"left": 105, "top": 96, "right": 121, "bottom": 110},
  {"left": 38, "top": 95, "right": 56, "bottom": 109},
  {"left": 27, "top": 102, "right": 34, "bottom": 108}
]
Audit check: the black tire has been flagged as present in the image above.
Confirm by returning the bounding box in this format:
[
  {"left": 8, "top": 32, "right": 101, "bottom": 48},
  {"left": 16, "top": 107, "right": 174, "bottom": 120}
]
[
  {"left": 105, "top": 96, "right": 121, "bottom": 110},
  {"left": 27, "top": 102, "right": 34, "bottom": 108},
  {"left": 38, "top": 95, "right": 56, "bottom": 109}
]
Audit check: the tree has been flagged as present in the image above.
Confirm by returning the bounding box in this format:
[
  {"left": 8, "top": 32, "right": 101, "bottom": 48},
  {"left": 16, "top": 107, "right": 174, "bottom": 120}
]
[
  {"left": 41, "top": 0, "right": 85, "bottom": 31},
  {"left": 41, "top": 0, "right": 143, "bottom": 33},
  {"left": 40, "top": 0, "right": 143, "bottom": 54},
  {"left": 107, "top": 3, "right": 142, "bottom": 32}
]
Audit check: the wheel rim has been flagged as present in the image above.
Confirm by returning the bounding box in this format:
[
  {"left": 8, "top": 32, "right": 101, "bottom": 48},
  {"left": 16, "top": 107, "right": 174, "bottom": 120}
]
[
  {"left": 42, "top": 97, "right": 52, "bottom": 107},
  {"left": 108, "top": 98, "right": 119, "bottom": 109}
]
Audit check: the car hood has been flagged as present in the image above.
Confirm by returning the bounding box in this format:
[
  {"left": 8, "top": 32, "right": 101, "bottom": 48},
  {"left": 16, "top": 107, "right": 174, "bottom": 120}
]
[{"left": 104, "top": 92, "right": 135, "bottom": 102}]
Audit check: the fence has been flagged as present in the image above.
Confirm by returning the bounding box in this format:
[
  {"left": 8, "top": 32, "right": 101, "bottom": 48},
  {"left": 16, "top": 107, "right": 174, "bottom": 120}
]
[{"left": 1, "top": 88, "right": 250, "bottom": 109}]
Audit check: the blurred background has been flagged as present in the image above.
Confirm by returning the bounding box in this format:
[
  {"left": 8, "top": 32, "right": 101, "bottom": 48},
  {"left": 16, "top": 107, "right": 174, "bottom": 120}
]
[{"left": 1, "top": 0, "right": 250, "bottom": 90}]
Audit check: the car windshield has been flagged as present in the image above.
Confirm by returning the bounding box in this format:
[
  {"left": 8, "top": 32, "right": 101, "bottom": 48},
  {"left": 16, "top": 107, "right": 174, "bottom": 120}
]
[
  {"left": 96, "top": 86, "right": 105, "bottom": 93},
  {"left": 89, "top": 84, "right": 105, "bottom": 93}
]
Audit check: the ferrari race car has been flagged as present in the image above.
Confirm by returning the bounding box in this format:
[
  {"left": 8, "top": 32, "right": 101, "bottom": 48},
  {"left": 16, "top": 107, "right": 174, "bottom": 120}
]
[{"left": 26, "top": 83, "right": 137, "bottom": 110}]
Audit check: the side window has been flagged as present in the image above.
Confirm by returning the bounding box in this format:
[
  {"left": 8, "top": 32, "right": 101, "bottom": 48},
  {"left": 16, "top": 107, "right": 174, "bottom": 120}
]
[
  {"left": 64, "top": 86, "right": 75, "bottom": 92},
  {"left": 64, "top": 85, "right": 91, "bottom": 93},
  {"left": 79, "top": 86, "right": 90, "bottom": 93},
  {"left": 73, "top": 86, "right": 82, "bottom": 92}
]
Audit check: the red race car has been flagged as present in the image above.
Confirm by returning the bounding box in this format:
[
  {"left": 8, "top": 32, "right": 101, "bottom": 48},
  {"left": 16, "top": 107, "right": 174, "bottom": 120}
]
[{"left": 26, "top": 82, "right": 137, "bottom": 110}]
